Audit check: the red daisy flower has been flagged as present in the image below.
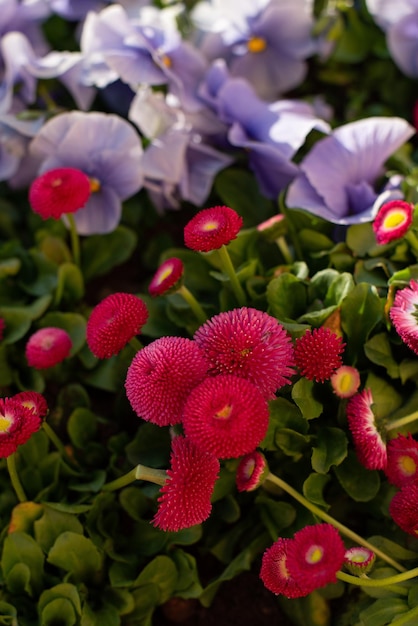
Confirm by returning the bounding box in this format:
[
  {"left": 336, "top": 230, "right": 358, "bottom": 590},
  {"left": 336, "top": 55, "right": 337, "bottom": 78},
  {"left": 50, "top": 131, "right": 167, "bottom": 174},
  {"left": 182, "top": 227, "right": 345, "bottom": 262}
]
[
  {"left": 0, "top": 397, "right": 43, "bottom": 457},
  {"left": 260, "top": 538, "right": 305, "bottom": 598},
  {"left": 346, "top": 388, "right": 387, "bottom": 470},
  {"left": 29, "top": 168, "right": 91, "bottom": 220},
  {"left": 87, "top": 292, "right": 149, "bottom": 359},
  {"left": 286, "top": 524, "right": 345, "bottom": 595},
  {"left": 25, "top": 327, "right": 72, "bottom": 369},
  {"left": 384, "top": 433, "right": 418, "bottom": 488},
  {"left": 125, "top": 337, "right": 208, "bottom": 426},
  {"left": 182, "top": 374, "right": 269, "bottom": 459},
  {"left": 194, "top": 307, "right": 295, "bottom": 399},
  {"left": 236, "top": 451, "right": 268, "bottom": 492},
  {"left": 184, "top": 206, "right": 243, "bottom": 252},
  {"left": 373, "top": 200, "right": 413, "bottom": 245},
  {"left": 390, "top": 280, "right": 418, "bottom": 356},
  {"left": 330, "top": 365, "right": 361, "bottom": 399},
  {"left": 13, "top": 391, "right": 48, "bottom": 420},
  {"left": 0, "top": 318, "right": 5, "bottom": 341},
  {"left": 294, "top": 327, "right": 345, "bottom": 383},
  {"left": 344, "top": 547, "right": 376, "bottom": 577},
  {"left": 153, "top": 436, "right": 220, "bottom": 532},
  {"left": 149, "top": 258, "right": 184, "bottom": 297},
  {"left": 389, "top": 482, "right": 418, "bottom": 536}
]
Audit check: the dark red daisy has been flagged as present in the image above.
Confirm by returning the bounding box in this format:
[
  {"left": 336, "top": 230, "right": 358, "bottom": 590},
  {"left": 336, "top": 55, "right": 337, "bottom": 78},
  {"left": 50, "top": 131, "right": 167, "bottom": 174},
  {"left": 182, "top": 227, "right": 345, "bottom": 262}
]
[
  {"left": 390, "top": 280, "right": 418, "bottom": 356},
  {"left": 0, "top": 397, "right": 43, "bottom": 457},
  {"left": 149, "top": 257, "right": 184, "bottom": 297},
  {"left": 389, "top": 482, "right": 418, "bottom": 536},
  {"left": 29, "top": 167, "right": 91, "bottom": 220},
  {"left": 25, "top": 327, "right": 72, "bottom": 369},
  {"left": 385, "top": 433, "right": 418, "bottom": 488},
  {"left": 260, "top": 538, "right": 305, "bottom": 598},
  {"left": 236, "top": 451, "right": 268, "bottom": 492},
  {"left": 87, "top": 292, "right": 149, "bottom": 359},
  {"left": 13, "top": 391, "right": 48, "bottom": 420},
  {"left": 184, "top": 206, "right": 243, "bottom": 252},
  {"left": 346, "top": 388, "right": 387, "bottom": 470},
  {"left": 0, "top": 318, "right": 5, "bottom": 341},
  {"left": 294, "top": 327, "right": 345, "bottom": 383},
  {"left": 373, "top": 200, "right": 413, "bottom": 245}
]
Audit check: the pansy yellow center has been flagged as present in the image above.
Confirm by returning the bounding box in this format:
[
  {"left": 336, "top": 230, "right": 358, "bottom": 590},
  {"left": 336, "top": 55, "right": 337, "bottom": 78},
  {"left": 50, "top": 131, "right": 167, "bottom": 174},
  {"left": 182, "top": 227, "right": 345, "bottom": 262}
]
[
  {"left": 215, "top": 404, "right": 232, "bottom": 419},
  {"left": 0, "top": 415, "right": 12, "bottom": 433},
  {"left": 247, "top": 36, "right": 267, "bottom": 53},
  {"left": 89, "top": 177, "right": 101, "bottom": 193},
  {"left": 202, "top": 220, "right": 219, "bottom": 232},
  {"left": 383, "top": 209, "right": 407, "bottom": 230},
  {"left": 161, "top": 54, "right": 172, "bottom": 68},
  {"left": 399, "top": 454, "right": 416, "bottom": 476},
  {"left": 306, "top": 545, "right": 323, "bottom": 564}
]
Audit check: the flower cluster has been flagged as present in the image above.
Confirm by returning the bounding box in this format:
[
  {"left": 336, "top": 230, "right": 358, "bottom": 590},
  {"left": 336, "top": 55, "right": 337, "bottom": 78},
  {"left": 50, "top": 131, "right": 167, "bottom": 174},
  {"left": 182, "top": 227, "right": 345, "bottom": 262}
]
[{"left": 0, "top": 392, "right": 47, "bottom": 458}]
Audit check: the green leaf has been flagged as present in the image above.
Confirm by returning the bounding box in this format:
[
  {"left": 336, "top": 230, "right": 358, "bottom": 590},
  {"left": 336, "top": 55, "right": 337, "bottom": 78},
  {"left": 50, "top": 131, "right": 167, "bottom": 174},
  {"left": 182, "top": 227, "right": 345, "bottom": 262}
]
[
  {"left": 256, "top": 495, "right": 296, "bottom": 539},
  {"left": 0, "top": 602, "right": 17, "bottom": 625},
  {"left": 346, "top": 223, "right": 377, "bottom": 257},
  {"left": 47, "top": 532, "right": 103, "bottom": 583},
  {"left": 34, "top": 505, "right": 84, "bottom": 553},
  {"left": 38, "top": 583, "right": 82, "bottom": 618},
  {"left": 40, "top": 599, "right": 77, "bottom": 626},
  {"left": 341, "top": 283, "right": 383, "bottom": 362},
  {"left": 80, "top": 601, "right": 120, "bottom": 626},
  {"left": 171, "top": 550, "right": 203, "bottom": 599},
  {"left": 359, "top": 598, "right": 408, "bottom": 626},
  {"left": 311, "top": 427, "right": 348, "bottom": 474},
  {"left": 82, "top": 225, "right": 137, "bottom": 280},
  {"left": 364, "top": 333, "right": 400, "bottom": 378},
  {"left": 0, "top": 307, "right": 31, "bottom": 344},
  {"left": 292, "top": 378, "right": 323, "bottom": 420},
  {"left": 214, "top": 167, "right": 272, "bottom": 227},
  {"left": 334, "top": 451, "right": 380, "bottom": 502},
  {"left": 1, "top": 532, "right": 45, "bottom": 596},
  {"left": 133, "top": 556, "right": 178, "bottom": 604},
  {"left": 56, "top": 262, "right": 84, "bottom": 303},
  {"left": 267, "top": 273, "right": 307, "bottom": 322},
  {"left": 303, "top": 473, "right": 332, "bottom": 509},
  {"left": 0, "top": 257, "right": 20, "bottom": 278},
  {"left": 261, "top": 397, "right": 306, "bottom": 451},
  {"left": 39, "top": 312, "right": 86, "bottom": 355},
  {"left": 366, "top": 371, "right": 403, "bottom": 420},
  {"left": 67, "top": 408, "right": 98, "bottom": 448}
]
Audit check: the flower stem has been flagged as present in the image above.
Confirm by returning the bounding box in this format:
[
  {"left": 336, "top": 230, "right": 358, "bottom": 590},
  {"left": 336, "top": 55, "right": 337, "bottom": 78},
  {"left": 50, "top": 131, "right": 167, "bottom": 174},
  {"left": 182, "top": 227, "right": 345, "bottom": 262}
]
[
  {"left": 178, "top": 285, "right": 208, "bottom": 324},
  {"left": 66, "top": 213, "right": 80, "bottom": 267},
  {"left": 264, "top": 472, "right": 406, "bottom": 572},
  {"left": 7, "top": 454, "right": 27, "bottom": 503},
  {"left": 337, "top": 567, "right": 418, "bottom": 592},
  {"left": 216, "top": 245, "right": 246, "bottom": 306},
  {"left": 386, "top": 410, "right": 418, "bottom": 432},
  {"left": 405, "top": 230, "right": 418, "bottom": 256},
  {"left": 102, "top": 464, "right": 167, "bottom": 491},
  {"left": 275, "top": 236, "right": 293, "bottom": 265}
]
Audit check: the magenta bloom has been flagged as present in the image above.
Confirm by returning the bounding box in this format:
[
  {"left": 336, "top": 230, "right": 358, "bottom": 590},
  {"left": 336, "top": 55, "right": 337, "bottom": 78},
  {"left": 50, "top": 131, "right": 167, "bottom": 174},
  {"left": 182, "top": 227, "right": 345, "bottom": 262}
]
[
  {"left": 0, "top": 318, "right": 5, "bottom": 340},
  {"left": 0, "top": 396, "right": 43, "bottom": 458},
  {"left": 194, "top": 307, "right": 295, "bottom": 399},
  {"left": 25, "top": 327, "right": 72, "bottom": 369},
  {"left": 13, "top": 391, "right": 48, "bottom": 420},
  {"left": 373, "top": 200, "right": 413, "bottom": 244},
  {"left": 236, "top": 451, "right": 268, "bottom": 492},
  {"left": 330, "top": 365, "right": 361, "bottom": 399},
  {"left": 260, "top": 538, "right": 304, "bottom": 598},
  {"left": 384, "top": 434, "right": 418, "bottom": 488},
  {"left": 184, "top": 206, "right": 243, "bottom": 252},
  {"left": 29, "top": 167, "right": 91, "bottom": 220},
  {"left": 344, "top": 547, "right": 376, "bottom": 577},
  {"left": 346, "top": 388, "right": 387, "bottom": 470},
  {"left": 125, "top": 337, "right": 208, "bottom": 426},
  {"left": 87, "top": 293, "right": 149, "bottom": 359},
  {"left": 182, "top": 374, "right": 269, "bottom": 459},
  {"left": 390, "top": 280, "right": 418, "bottom": 355},
  {"left": 148, "top": 258, "right": 184, "bottom": 297},
  {"left": 153, "top": 436, "right": 220, "bottom": 532},
  {"left": 389, "top": 482, "right": 418, "bottom": 536},
  {"left": 294, "top": 327, "right": 345, "bottom": 383}
]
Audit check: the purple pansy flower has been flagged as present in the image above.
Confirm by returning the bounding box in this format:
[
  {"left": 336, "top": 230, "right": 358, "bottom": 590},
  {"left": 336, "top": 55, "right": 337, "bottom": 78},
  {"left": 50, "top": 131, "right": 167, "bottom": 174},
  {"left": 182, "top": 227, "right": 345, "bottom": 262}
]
[
  {"left": 48, "top": 0, "right": 110, "bottom": 20},
  {"left": 0, "top": 0, "right": 50, "bottom": 61},
  {"left": 0, "top": 111, "right": 44, "bottom": 182},
  {"left": 192, "top": 0, "right": 317, "bottom": 100},
  {"left": 286, "top": 116, "right": 415, "bottom": 224},
  {"left": 29, "top": 111, "right": 144, "bottom": 235}
]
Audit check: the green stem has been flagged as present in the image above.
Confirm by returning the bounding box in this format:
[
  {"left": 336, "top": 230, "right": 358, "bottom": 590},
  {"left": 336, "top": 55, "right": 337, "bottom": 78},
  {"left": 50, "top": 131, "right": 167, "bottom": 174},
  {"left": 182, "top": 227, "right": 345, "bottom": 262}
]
[
  {"left": 66, "top": 213, "right": 80, "bottom": 267},
  {"left": 337, "top": 568, "right": 418, "bottom": 591},
  {"left": 7, "top": 454, "right": 27, "bottom": 503},
  {"left": 278, "top": 192, "right": 304, "bottom": 261},
  {"left": 178, "top": 285, "right": 208, "bottom": 324},
  {"left": 405, "top": 230, "right": 418, "bottom": 256},
  {"left": 391, "top": 605, "right": 418, "bottom": 625},
  {"left": 264, "top": 472, "right": 406, "bottom": 572},
  {"left": 216, "top": 245, "right": 246, "bottom": 306},
  {"left": 275, "top": 236, "right": 293, "bottom": 265},
  {"left": 102, "top": 464, "right": 167, "bottom": 492},
  {"left": 129, "top": 337, "right": 143, "bottom": 353},
  {"left": 386, "top": 410, "right": 418, "bottom": 432},
  {"left": 42, "top": 422, "right": 78, "bottom": 469}
]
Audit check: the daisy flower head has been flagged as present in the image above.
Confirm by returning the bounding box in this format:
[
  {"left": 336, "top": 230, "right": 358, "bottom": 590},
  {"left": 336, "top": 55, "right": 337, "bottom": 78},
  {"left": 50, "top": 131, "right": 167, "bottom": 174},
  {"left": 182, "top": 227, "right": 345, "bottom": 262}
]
[
  {"left": 153, "top": 436, "right": 220, "bottom": 532},
  {"left": 390, "top": 280, "right": 418, "bottom": 356},
  {"left": 236, "top": 451, "right": 268, "bottom": 492},
  {"left": 148, "top": 258, "right": 184, "bottom": 297},
  {"left": 260, "top": 538, "right": 305, "bottom": 598},
  {"left": 182, "top": 374, "right": 270, "bottom": 459},
  {"left": 389, "top": 482, "right": 418, "bottom": 536},
  {"left": 373, "top": 200, "right": 413, "bottom": 245},
  {"left": 346, "top": 388, "right": 387, "bottom": 470},
  {"left": 87, "top": 292, "right": 149, "bottom": 359},
  {"left": 194, "top": 307, "right": 295, "bottom": 399},
  {"left": 286, "top": 524, "right": 346, "bottom": 595},
  {"left": 125, "top": 336, "right": 208, "bottom": 427},
  {"left": 29, "top": 168, "right": 91, "bottom": 220},
  {"left": 294, "top": 327, "right": 345, "bottom": 383},
  {"left": 13, "top": 391, "right": 48, "bottom": 421},
  {"left": 385, "top": 433, "right": 418, "bottom": 488},
  {"left": 184, "top": 206, "right": 243, "bottom": 252},
  {"left": 0, "top": 397, "right": 43, "bottom": 458},
  {"left": 25, "top": 327, "right": 72, "bottom": 369},
  {"left": 331, "top": 365, "right": 361, "bottom": 399},
  {"left": 0, "top": 318, "right": 5, "bottom": 341},
  {"left": 344, "top": 547, "right": 376, "bottom": 577}
]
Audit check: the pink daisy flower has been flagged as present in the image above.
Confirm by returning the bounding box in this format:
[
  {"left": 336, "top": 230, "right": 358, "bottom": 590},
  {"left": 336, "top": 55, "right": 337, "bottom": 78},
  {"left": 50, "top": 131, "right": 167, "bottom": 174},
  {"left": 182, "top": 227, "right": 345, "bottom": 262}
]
[
  {"left": 153, "top": 436, "right": 220, "bottom": 532},
  {"left": 286, "top": 524, "right": 345, "bottom": 595},
  {"left": 149, "top": 258, "right": 184, "bottom": 297},
  {"left": 260, "top": 538, "right": 305, "bottom": 598},
  {"left": 330, "top": 365, "right": 361, "bottom": 399},
  {"left": 0, "top": 318, "right": 5, "bottom": 341},
  {"left": 184, "top": 206, "right": 243, "bottom": 252},
  {"left": 236, "top": 451, "right": 268, "bottom": 492},
  {"left": 373, "top": 200, "right": 413, "bottom": 245},
  {"left": 87, "top": 292, "right": 149, "bottom": 359},
  {"left": 182, "top": 374, "right": 270, "bottom": 459},
  {"left": 125, "top": 336, "right": 208, "bottom": 427},
  {"left": 344, "top": 547, "right": 376, "bottom": 577},
  {"left": 194, "top": 307, "right": 295, "bottom": 399},
  {"left": 13, "top": 391, "right": 48, "bottom": 420},
  {"left": 389, "top": 482, "right": 418, "bottom": 536},
  {"left": 384, "top": 433, "right": 418, "bottom": 488},
  {"left": 390, "top": 280, "right": 418, "bottom": 356},
  {"left": 346, "top": 388, "right": 387, "bottom": 470},
  {"left": 25, "top": 327, "right": 72, "bottom": 369},
  {"left": 294, "top": 327, "right": 345, "bottom": 383},
  {"left": 0, "top": 397, "right": 43, "bottom": 457},
  {"left": 29, "top": 168, "right": 91, "bottom": 220}
]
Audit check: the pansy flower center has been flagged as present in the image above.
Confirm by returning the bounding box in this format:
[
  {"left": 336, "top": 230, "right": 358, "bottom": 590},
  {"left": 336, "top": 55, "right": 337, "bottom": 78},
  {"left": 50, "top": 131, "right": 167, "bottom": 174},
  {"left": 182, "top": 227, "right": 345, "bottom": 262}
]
[
  {"left": 89, "top": 177, "right": 101, "bottom": 193},
  {"left": 247, "top": 36, "right": 267, "bottom": 53}
]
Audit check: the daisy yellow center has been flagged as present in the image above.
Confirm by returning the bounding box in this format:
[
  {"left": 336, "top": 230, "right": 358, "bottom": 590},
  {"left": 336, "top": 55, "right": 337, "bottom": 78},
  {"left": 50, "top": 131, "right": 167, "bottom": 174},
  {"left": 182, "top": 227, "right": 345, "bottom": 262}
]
[
  {"left": 157, "top": 266, "right": 174, "bottom": 284},
  {"left": 0, "top": 415, "right": 12, "bottom": 433},
  {"left": 338, "top": 373, "right": 353, "bottom": 393},
  {"left": 243, "top": 458, "right": 256, "bottom": 479},
  {"left": 351, "top": 553, "right": 368, "bottom": 564},
  {"left": 51, "top": 178, "right": 63, "bottom": 187},
  {"left": 215, "top": 404, "right": 232, "bottom": 419},
  {"left": 202, "top": 220, "right": 219, "bottom": 232},
  {"left": 89, "top": 177, "right": 101, "bottom": 193},
  {"left": 40, "top": 335, "right": 54, "bottom": 350},
  {"left": 383, "top": 209, "right": 407, "bottom": 230},
  {"left": 247, "top": 36, "right": 267, "bottom": 53},
  {"left": 306, "top": 545, "right": 324, "bottom": 564},
  {"left": 399, "top": 455, "right": 416, "bottom": 476}
]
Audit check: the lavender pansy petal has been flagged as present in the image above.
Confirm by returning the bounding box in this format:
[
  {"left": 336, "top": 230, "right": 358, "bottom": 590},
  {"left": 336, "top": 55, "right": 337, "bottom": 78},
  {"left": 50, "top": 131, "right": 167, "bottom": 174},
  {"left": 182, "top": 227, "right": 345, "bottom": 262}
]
[
  {"left": 70, "top": 186, "right": 122, "bottom": 236},
  {"left": 49, "top": 0, "right": 108, "bottom": 20},
  {"left": 387, "top": 12, "right": 418, "bottom": 77},
  {"left": 142, "top": 132, "right": 189, "bottom": 183},
  {"left": 180, "top": 141, "right": 233, "bottom": 205},
  {"left": 286, "top": 173, "right": 336, "bottom": 219}
]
